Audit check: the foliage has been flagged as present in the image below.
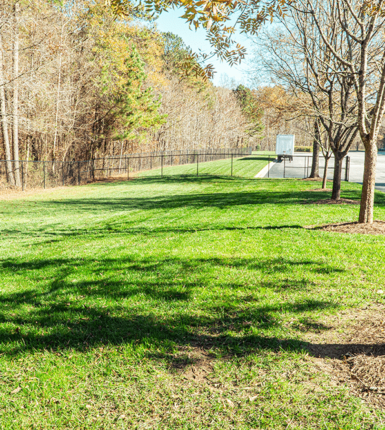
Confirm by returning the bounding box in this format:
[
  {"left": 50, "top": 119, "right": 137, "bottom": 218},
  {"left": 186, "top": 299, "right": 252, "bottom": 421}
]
[
  {"left": 85, "top": 4, "right": 167, "bottom": 141},
  {"left": 115, "top": 0, "right": 287, "bottom": 72},
  {"left": 100, "top": 45, "right": 166, "bottom": 141},
  {"left": 249, "top": 86, "right": 314, "bottom": 150},
  {"left": 295, "top": 146, "right": 312, "bottom": 152},
  {"left": 0, "top": 0, "right": 253, "bottom": 165},
  {"left": 233, "top": 84, "right": 264, "bottom": 137},
  {"left": 161, "top": 31, "right": 211, "bottom": 85},
  {"left": 152, "top": 84, "right": 251, "bottom": 151}
]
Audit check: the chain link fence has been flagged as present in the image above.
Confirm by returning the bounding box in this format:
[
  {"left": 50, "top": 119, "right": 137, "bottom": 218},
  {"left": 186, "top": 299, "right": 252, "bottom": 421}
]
[
  {"left": 0, "top": 147, "right": 252, "bottom": 191},
  {"left": 265, "top": 154, "right": 350, "bottom": 181}
]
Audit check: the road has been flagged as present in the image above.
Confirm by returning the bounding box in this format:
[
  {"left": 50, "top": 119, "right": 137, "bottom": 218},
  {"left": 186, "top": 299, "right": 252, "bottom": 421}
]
[{"left": 262, "top": 151, "right": 385, "bottom": 192}]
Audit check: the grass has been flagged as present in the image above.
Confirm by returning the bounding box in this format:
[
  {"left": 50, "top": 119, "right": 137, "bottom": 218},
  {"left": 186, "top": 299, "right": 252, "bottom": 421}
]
[
  {"left": 138, "top": 154, "right": 273, "bottom": 179},
  {"left": 1, "top": 156, "right": 385, "bottom": 428}
]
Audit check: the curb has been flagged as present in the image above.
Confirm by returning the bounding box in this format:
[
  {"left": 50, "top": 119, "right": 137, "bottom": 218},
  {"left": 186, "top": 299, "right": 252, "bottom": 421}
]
[{"left": 254, "top": 160, "right": 277, "bottom": 178}]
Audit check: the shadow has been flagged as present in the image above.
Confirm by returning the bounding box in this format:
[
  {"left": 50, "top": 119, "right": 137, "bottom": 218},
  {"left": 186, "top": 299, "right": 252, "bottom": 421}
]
[
  {"left": 0, "top": 255, "right": 345, "bottom": 357},
  {"left": 236, "top": 156, "right": 273, "bottom": 161},
  {"left": 0, "top": 224, "right": 306, "bottom": 243},
  {"left": 1, "top": 177, "right": 383, "bottom": 364},
  {"left": 3, "top": 175, "right": 382, "bottom": 244},
  {"left": 15, "top": 181, "right": 375, "bottom": 215},
  {"left": 307, "top": 341, "right": 385, "bottom": 359}
]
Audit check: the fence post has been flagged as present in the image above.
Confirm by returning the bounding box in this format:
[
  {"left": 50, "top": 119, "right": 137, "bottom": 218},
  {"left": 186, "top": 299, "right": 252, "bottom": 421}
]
[
  {"left": 304, "top": 157, "right": 307, "bottom": 178},
  {"left": 21, "top": 161, "right": 24, "bottom": 191},
  {"left": 127, "top": 157, "right": 130, "bottom": 180},
  {"left": 161, "top": 154, "right": 164, "bottom": 178},
  {"left": 53, "top": 161, "right": 57, "bottom": 187},
  {"left": 78, "top": 161, "right": 80, "bottom": 185},
  {"left": 268, "top": 156, "right": 270, "bottom": 178},
  {"left": 283, "top": 156, "right": 286, "bottom": 178},
  {"left": 43, "top": 161, "right": 46, "bottom": 189},
  {"left": 197, "top": 153, "right": 199, "bottom": 176},
  {"left": 231, "top": 154, "right": 233, "bottom": 177}
]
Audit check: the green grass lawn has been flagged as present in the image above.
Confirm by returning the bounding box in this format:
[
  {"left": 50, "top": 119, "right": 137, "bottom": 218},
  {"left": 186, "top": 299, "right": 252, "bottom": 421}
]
[
  {"left": 1, "top": 156, "right": 385, "bottom": 428},
  {"left": 138, "top": 154, "right": 273, "bottom": 179}
]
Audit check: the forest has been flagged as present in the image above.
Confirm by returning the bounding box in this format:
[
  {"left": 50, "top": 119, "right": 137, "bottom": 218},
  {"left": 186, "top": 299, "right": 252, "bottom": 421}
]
[{"left": 0, "top": 0, "right": 318, "bottom": 180}]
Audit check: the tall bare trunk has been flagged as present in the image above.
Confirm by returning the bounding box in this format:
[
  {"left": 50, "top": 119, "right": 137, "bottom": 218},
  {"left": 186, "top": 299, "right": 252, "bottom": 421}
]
[
  {"left": 53, "top": 53, "right": 62, "bottom": 163},
  {"left": 25, "top": 136, "right": 30, "bottom": 189},
  {"left": 12, "top": 2, "right": 21, "bottom": 187},
  {"left": 0, "top": 32, "right": 15, "bottom": 185},
  {"left": 322, "top": 156, "right": 330, "bottom": 189},
  {"left": 359, "top": 144, "right": 377, "bottom": 223},
  {"left": 331, "top": 155, "right": 342, "bottom": 200},
  {"left": 310, "top": 119, "right": 320, "bottom": 178}
]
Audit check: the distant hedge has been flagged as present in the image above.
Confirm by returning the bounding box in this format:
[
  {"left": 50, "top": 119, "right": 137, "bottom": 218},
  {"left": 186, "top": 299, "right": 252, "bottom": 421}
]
[{"left": 295, "top": 146, "right": 312, "bottom": 152}]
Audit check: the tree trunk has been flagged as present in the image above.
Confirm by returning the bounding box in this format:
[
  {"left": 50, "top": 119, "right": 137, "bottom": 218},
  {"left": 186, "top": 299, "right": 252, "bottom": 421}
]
[
  {"left": 322, "top": 156, "right": 330, "bottom": 189},
  {"left": 331, "top": 155, "right": 343, "bottom": 200},
  {"left": 359, "top": 143, "right": 377, "bottom": 223},
  {"left": 12, "top": 2, "right": 21, "bottom": 187},
  {"left": 0, "top": 32, "right": 15, "bottom": 185},
  {"left": 309, "top": 119, "right": 320, "bottom": 178},
  {"left": 53, "top": 52, "right": 62, "bottom": 164}
]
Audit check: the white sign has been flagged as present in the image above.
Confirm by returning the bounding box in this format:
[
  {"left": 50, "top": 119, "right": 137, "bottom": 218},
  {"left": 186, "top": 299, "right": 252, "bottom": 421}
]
[{"left": 276, "top": 135, "right": 295, "bottom": 155}]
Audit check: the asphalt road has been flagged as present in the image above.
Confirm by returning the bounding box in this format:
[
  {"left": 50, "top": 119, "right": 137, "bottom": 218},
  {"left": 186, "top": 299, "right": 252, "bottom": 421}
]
[{"left": 263, "top": 151, "right": 385, "bottom": 193}]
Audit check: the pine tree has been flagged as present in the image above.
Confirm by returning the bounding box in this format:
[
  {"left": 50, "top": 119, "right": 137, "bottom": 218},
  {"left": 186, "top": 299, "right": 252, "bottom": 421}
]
[
  {"left": 103, "top": 45, "right": 166, "bottom": 141},
  {"left": 234, "top": 85, "right": 264, "bottom": 138}
]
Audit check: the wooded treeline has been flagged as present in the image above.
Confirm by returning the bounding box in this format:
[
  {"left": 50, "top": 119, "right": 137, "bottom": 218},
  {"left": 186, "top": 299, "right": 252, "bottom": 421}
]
[{"left": 0, "top": 0, "right": 266, "bottom": 186}]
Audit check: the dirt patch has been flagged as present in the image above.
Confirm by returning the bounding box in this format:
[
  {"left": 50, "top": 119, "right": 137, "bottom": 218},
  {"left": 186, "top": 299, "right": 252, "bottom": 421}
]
[
  {"left": 0, "top": 186, "right": 68, "bottom": 201},
  {"left": 308, "top": 188, "right": 332, "bottom": 192},
  {"left": 0, "top": 175, "right": 133, "bottom": 201},
  {"left": 305, "top": 198, "right": 360, "bottom": 205},
  {"left": 308, "top": 220, "right": 385, "bottom": 235},
  {"left": 305, "top": 306, "right": 385, "bottom": 409},
  {"left": 92, "top": 176, "right": 133, "bottom": 184},
  {"left": 159, "top": 346, "right": 215, "bottom": 383},
  {"left": 181, "top": 350, "right": 215, "bottom": 383}
]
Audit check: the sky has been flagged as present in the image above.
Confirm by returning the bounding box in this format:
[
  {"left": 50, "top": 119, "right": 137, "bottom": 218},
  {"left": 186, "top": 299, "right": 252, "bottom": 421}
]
[{"left": 154, "top": 9, "right": 253, "bottom": 88}]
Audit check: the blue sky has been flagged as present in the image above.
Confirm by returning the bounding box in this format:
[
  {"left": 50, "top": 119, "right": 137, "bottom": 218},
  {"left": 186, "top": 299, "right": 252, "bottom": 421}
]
[{"left": 154, "top": 9, "right": 252, "bottom": 87}]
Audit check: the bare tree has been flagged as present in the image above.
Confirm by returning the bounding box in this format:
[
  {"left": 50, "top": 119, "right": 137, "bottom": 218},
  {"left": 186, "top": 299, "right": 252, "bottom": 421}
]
[
  {"left": 152, "top": 80, "right": 251, "bottom": 152},
  {"left": 256, "top": 4, "right": 359, "bottom": 200},
  {"left": 12, "top": 1, "right": 21, "bottom": 186},
  {"left": 291, "top": 0, "right": 385, "bottom": 222},
  {"left": 250, "top": 86, "right": 315, "bottom": 150},
  {"left": 310, "top": 119, "right": 320, "bottom": 178},
  {"left": 0, "top": 27, "right": 15, "bottom": 185}
]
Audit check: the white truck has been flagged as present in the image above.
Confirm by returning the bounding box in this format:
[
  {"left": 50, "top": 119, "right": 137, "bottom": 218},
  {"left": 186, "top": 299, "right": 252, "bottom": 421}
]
[{"left": 276, "top": 134, "right": 295, "bottom": 161}]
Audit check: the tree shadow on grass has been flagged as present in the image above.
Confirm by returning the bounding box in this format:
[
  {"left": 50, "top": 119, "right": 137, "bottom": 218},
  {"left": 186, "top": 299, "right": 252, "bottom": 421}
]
[
  {"left": 1, "top": 224, "right": 306, "bottom": 245},
  {"left": 0, "top": 255, "right": 346, "bottom": 359},
  {"left": 0, "top": 178, "right": 377, "bottom": 234},
  {"left": 93, "top": 174, "right": 385, "bottom": 206},
  {"left": 25, "top": 187, "right": 371, "bottom": 215},
  {"left": 236, "top": 156, "right": 274, "bottom": 161}
]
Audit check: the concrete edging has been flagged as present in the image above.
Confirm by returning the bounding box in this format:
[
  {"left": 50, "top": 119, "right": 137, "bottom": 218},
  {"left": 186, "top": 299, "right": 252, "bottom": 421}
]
[{"left": 254, "top": 160, "right": 277, "bottom": 178}]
